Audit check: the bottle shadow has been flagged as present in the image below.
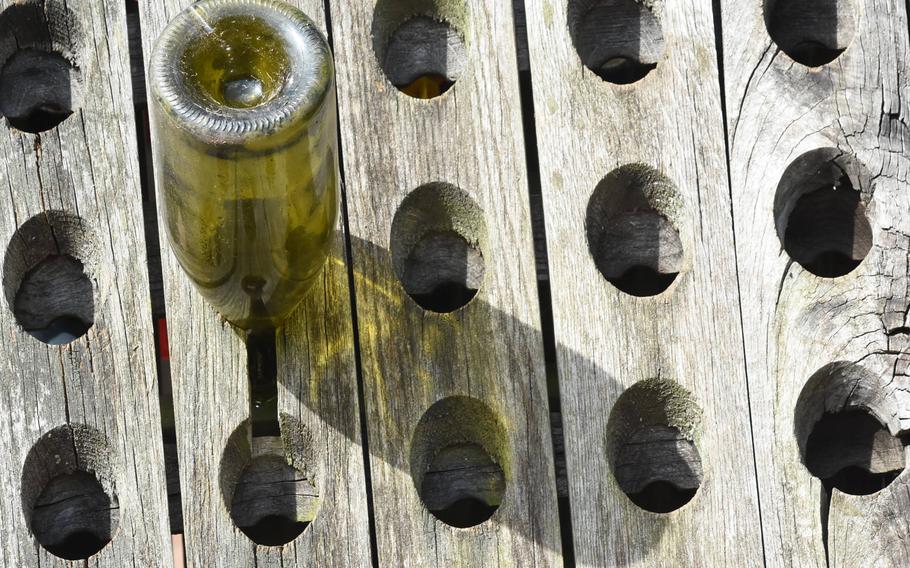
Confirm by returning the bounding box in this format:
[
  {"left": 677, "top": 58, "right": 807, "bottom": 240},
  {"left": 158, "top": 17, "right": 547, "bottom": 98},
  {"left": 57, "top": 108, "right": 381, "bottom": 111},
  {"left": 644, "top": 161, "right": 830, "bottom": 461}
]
[{"left": 266, "top": 233, "right": 681, "bottom": 564}]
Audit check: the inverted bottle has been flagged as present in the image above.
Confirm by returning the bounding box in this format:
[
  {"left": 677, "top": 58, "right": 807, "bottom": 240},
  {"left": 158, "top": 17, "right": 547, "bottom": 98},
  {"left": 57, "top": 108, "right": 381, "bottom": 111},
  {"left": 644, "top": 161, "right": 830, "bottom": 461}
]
[{"left": 148, "top": 0, "right": 338, "bottom": 330}]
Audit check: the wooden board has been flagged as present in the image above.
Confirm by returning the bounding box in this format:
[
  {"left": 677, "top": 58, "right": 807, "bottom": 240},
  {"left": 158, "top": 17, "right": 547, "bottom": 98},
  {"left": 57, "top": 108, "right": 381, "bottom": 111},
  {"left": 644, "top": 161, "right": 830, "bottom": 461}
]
[
  {"left": 327, "top": 0, "right": 563, "bottom": 565},
  {"left": 523, "top": 0, "right": 764, "bottom": 565},
  {"left": 137, "top": 1, "right": 371, "bottom": 566},
  {"left": 0, "top": 0, "right": 171, "bottom": 565},
  {"left": 722, "top": 0, "right": 910, "bottom": 565}
]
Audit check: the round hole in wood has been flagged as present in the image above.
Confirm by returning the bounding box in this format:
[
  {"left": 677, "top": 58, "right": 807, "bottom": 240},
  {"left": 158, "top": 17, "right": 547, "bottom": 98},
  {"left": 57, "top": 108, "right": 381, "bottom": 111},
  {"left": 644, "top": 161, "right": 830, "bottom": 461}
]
[
  {"left": 390, "top": 183, "right": 486, "bottom": 313},
  {"left": 220, "top": 418, "right": 319, "bottom": 546},
  {"left": 606, "top": 378, "right": 703, "bottom": 513},
  {"left": 372, "top": 0, "right": 468, "bottom": 99},
  {"left": 0, "top": 2, "right": 83, "bottom": 132},
  {"left": 21, "top": 424, "right": 119, "bottom": 560},
  {"left": 773, "top": 148, "right": 872, "bottom": 278},
  {"left": 794, "top": 362, "right": 905, "bottom": 495},
  {"left": 586, "top": 164, "right": 684, "bottom": 297},
  {"left": 765, "top": 0, "right": 857, "bottom": 67},
  {"left": 410, "top": 396, "right": 509, "bottom": 528},
  {"left": 568, "top": 0, "right": 665, "bottom": 84},
  {"left": 3, "top": 211, "right": 97, "bottom": 344}
]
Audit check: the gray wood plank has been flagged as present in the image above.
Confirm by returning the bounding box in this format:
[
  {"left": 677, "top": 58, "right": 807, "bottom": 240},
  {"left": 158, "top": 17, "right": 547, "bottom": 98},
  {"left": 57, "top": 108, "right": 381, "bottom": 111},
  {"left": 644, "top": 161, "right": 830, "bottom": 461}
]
[
  {"left": 327, "top": 0, "right": 562, "bottom": 565},
  {"left": 722, "top": 0, "right": 910, "bottom": 566},
  {"left": 523, "top": 0, "right": 764, "bottom": 565},
  {"left": 0, "top": 0, "right": 172, "bottom": 565},
  {"left": 137, "top": 1, "right": 371, "bottom": 566}
]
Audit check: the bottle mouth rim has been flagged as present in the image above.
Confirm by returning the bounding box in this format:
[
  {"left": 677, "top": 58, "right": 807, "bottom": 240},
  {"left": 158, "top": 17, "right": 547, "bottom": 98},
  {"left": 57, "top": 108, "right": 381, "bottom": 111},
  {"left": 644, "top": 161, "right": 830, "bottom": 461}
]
[{"left": 149, "top": 0, "right": 332, "bottom": 145}]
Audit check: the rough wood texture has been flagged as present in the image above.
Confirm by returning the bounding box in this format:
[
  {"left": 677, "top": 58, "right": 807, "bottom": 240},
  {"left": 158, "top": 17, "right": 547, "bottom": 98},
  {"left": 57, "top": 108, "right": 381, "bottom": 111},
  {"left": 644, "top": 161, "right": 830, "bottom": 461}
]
[
  {"left": 523, "top": 0, "right": 763, "bottom": 564},
  {"left": 138, "top": 1, "right": 370, "bottom": 566},
  {"left": 0, "top": 0, "right": 171, "bottom": 565},
  {"left": 722, "top": 0, "right": 910, "bottom": 565},
  {"left": 328, "top": 0, "right": 562, "bottom": 565}
]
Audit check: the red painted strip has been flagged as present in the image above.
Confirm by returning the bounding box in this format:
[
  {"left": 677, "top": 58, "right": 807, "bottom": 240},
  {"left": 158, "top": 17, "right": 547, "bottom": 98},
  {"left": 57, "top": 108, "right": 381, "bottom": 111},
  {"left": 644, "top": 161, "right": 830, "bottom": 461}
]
[{"left": 157, "top": 318, "right": 170, "bottom": 361}]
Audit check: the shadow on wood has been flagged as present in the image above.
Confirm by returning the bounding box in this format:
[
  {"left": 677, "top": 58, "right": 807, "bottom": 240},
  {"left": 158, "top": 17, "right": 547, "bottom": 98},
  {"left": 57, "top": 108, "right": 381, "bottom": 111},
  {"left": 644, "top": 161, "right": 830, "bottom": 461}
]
[{"left": 255, "top": 235, "right": 710, "bottom": 563}]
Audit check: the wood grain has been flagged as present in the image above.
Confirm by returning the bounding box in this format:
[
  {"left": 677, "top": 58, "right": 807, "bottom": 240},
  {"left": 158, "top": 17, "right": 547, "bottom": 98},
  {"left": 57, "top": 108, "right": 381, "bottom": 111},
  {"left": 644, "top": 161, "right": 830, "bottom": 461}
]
[
  {"left": 327, "top": 0, "right": 562, "bottom": 565},
  {"left": 0, "top": 0, "right": 171, "bottom": 565},
  {"left": 523, "top": 0, "right": 764, "bottom": 565},
  {"left": 722, "top": 0, "right": 910, "bottom": 565},
  {"left": 137, "top": 0, "right": 371, "bottom": 566}
]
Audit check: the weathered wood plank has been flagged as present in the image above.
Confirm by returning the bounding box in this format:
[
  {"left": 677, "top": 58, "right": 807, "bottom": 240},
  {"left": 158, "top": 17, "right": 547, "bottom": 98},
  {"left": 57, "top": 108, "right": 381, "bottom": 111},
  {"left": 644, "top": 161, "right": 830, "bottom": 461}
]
[
  {"left": 0, "top": 0, "right": 171, "bottom": 565},
  {"left": 137, "top": 1, "right": 371, "bottom": 566},
  {"left": 327, "top": 0, "right": 562, "bottom": 565},
  {"left": 722, "top": 0, "right": 910, "bottom": 566},
  {"left": 164, "top": 409, "right": 577, "bottom": 540},
  {"left": 523, "top": 0, "right": 764, "bottom": 564}
]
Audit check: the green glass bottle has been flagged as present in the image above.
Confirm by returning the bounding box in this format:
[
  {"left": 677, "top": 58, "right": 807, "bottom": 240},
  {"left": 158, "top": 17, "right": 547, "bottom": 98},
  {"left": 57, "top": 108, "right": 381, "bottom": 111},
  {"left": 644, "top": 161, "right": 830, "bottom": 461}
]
[{"left": 149, "top": 0, "right": 338, "bottom": 330}]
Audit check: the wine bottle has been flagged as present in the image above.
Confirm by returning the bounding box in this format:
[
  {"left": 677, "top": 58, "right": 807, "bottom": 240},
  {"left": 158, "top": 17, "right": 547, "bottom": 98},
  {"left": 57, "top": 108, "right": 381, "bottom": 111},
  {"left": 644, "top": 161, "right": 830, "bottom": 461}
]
[{"left": 148, "top": 0, "right": 338, "bottom": 330}]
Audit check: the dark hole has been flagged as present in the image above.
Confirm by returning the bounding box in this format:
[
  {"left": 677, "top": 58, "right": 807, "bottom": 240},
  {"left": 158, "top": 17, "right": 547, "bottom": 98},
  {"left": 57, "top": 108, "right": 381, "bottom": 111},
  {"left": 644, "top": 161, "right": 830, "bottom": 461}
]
[
  {"left": 27, "top": 315, "right": 90, "bottom": 345},
  {"left": 430, "top": 498, "right": 498, "bottom": 528},
  {"left": 7, "top": 106, "right": 73, "bottom": 133},
  {"left": 612, "top": 425, "right": 702, "bottom": 513},
  {"left": 420, "top": 442, "right": 505, "bottom": 528},
  {"left": 783, "top": 176, "right": 871, "bottom": 277},
  {"left": 380, "top": 15, "right": 463, "bottom": 99},
  {"left": 238, "top": 515, "right": 308, "bottom": 547},
  {"left": 627, "top": 481, "right": 698, "bottom": 514},
  {"left": 595, "top": 58, "right": 657, "bottom": 85},
  {"left": 569, "top": 0, "right": 664, "bottom": 85},
  {"left": 767, "top": 0, "right": 853, "bottom": 67},
  {"left": 398, "top": 74, "right": 454, "bottom": 99},
  {"left": 800, "top": 250, "right": 858, "bottom": 278},
  {"left": 805, "top": 409, "right": 905, "bottom": 495},
  {"left": 823, "top": 466, "right": 901, "bottom": 496},
  {"left": 31, "top": 471, "right": 115, "bottom": 560},
  {"left": 410, "top": 280, "right": 478, "bottom": 313},
  {"left": 0, "top": 49, "right": 75, "bottom": 133},
  {"left": 587, "top": 206, "right": 683, "bottom": 297},
  {"left": 788, "top": 41, "right": 845, "bottom": 68},
  {"left": 43, "top": 531, "right": 110, "bottom": 561},
  {"left": 229, "top": 452, "right": 317, "bottom": 546},
  {"left": 402, "top": 231, "right": 483, "bottom": 313},
  {"left": 609, "top": 266, "right": 678, "bottom": 297},
  {"left": 14, "top": 254, "right": 93, "bottom": 345}
]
